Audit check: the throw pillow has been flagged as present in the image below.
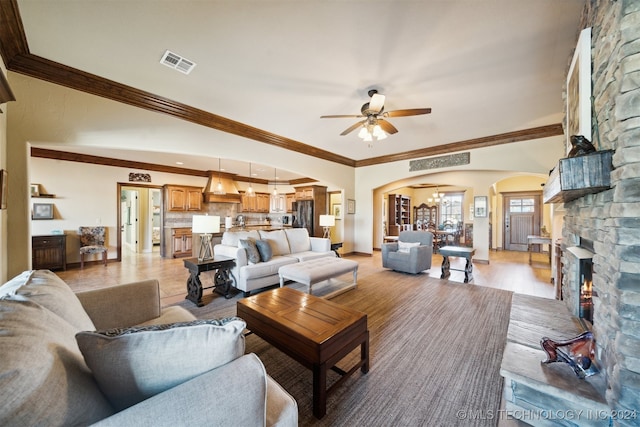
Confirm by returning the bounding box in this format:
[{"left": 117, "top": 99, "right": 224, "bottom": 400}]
[
  {"left": 76, "top": 317, "right": 246, "bottom": 411},
  {"left": 398, "top": 241, "right": 420, "bottom": 253},
  {"left": 255, "top": 239, "right": 273, "bottom": 262},
  {"left": 239, "top": 238, "right": 261, "bottom": 264}
]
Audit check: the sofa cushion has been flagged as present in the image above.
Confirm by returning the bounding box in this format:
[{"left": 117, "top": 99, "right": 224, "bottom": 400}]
[
  {"left": 1, "top": 269, "right": 95, "bottom": 331},
  {"left": 259, "top": 230, "right": 291, "bottom": 256},
  {"left": 284, "top": 228, "right": 312, "bottom": 253},
  {"left": 0, "top": 297, "right": 115, "bottom": 426},
  {"left": 241, "top": 256, "right": 297, "bottom": 280},
  {"left": 398, "top": 241, "right": 420, "bottom": 253},
  {"left": 287, "top": 250, "right": 335, "bottom": 262},
  {"left": 221, "top": 230, "right": 260, "bottom": 247},
  {"left": 76, "top": 317, "right": 246, "bottom": 411},
  {"left": 255, "top": 239, "right": 273, "bottom": 262},
  {"left": 239, "top": 238, "right": 261, "bottom": 264}
]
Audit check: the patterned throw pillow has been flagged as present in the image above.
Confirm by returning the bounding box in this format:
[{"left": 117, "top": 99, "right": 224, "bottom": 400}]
[
  {"left": 398, "top": 241, "right": 420, "bottom": 253},
  {"left": 75, "top": 317, "right": 246, "bottom": 411},
  {"left": 239, "top": 238, "right": 261, "bottom": 264},
  {"left": 255, "top": 239, "right": 273, "bottom": 262}
]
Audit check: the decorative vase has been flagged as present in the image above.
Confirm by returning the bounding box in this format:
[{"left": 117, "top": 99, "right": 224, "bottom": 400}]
[{"left": 540, "top": 331, "right": 599, "bottom": 379}]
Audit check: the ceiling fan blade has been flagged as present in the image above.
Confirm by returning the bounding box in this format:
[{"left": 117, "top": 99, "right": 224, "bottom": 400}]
[
  {"left": 378, "top": 119, "right": 399, "bottom": 134},
  {"left": 320, "top": 114, "right": 364, "bottom": 119},
  {"left": 368, "top": 93, "right": 385, "bottom": 113},
  {"left": 340, "top": 120, "right": 366, "bottom": 136},
  {"left": 383, "top": 108, "right": 432, "bottom": 117}
]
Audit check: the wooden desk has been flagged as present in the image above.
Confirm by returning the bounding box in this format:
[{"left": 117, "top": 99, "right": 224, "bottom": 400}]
[
  {"left": 237, "top": 287, "right": 369, "bottom": 419},
  {"left": 183, "top": 256, "right": 235, "bottom": 306},
  {"left": 527, "top": 235, "right": 552, "bottom": 264},
  {"left": 438, "top": 246, "right": 475, "bottom": 283}
]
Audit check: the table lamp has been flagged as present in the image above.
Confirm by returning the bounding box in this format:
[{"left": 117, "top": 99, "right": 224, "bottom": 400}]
[
  {"left": 192, "top": 214, "right": 220, "bottom": 261},
  {"left": 319, "top": 214, "right": 335, "bottom": 239}
]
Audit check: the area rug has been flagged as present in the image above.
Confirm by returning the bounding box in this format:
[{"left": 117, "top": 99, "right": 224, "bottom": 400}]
[{"left": 174, "top": 272, "right": 513, "bottom": 426}]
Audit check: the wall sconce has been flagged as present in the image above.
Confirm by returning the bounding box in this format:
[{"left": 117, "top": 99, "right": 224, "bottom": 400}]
[{"left": 192, "top": 214, "right": 220, "bottom": 261}]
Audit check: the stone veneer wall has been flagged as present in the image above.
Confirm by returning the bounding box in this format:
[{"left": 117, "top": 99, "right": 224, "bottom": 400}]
[{"left": 561, "top": 0, "right": 640, "bottom": 422}]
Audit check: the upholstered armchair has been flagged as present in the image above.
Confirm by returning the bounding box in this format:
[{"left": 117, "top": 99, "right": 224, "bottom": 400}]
[
  {"left": 381, "top": 230, "right": 433, "bottom": 274},
  {"left": 79, "top": 226, "right": 108, "bottom": 268}
]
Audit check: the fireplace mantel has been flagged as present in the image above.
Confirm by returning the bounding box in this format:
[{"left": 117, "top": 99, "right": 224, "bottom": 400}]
[{"left": 543, "top": 150, "right": 613, "bottom": 204}]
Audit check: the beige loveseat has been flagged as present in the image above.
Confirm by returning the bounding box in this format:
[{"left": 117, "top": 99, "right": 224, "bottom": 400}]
[
  {"left": 0, "top": 270, "right": 297, "bottom": 426},
  {"left": 214, "top": 227, "right": 336, "bottom": 296}
]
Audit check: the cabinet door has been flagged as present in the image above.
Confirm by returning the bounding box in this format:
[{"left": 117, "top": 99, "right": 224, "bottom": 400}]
[
  {"left": 186, "top": 188, "right": 202, "bottom": 211},
  {"left": 167, "top": 187, "right": 187, "bottom": 211},
  {"left": 172, "top": 234, "right": 185, "bottom": 255},
  {"left": 257, "top": 194, "right": 270, "bottom": 212},
  {"left": 184, "top": 234, "right": 193, "bottom": 253},
  {"left": 286, "top": 194, "right": 295, "bottom": 212}
]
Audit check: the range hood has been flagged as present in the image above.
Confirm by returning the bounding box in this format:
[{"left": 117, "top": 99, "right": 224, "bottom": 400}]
[{"left": 203, "top": 171, "right": 242, "bottom": 203}]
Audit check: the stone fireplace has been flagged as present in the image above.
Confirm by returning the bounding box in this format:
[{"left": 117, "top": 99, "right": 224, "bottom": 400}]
[
  {"left": 564, "top": 240, "right": 595, "bottom": 325},
  {"left": 559, "top": 0, "right": 640, "bottom": 421}
]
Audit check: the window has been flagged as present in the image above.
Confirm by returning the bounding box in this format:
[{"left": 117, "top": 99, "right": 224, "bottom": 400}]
[
  {"left": 509, "top": 198, "right": 535, "bottom": 213},
  {"left": 439, "top": 193, "right": 464, "bottom": 225}
]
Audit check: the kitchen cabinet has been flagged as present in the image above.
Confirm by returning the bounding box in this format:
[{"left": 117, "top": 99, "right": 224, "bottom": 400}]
[
  {"left": 241, "top": 192, "right": 270, "bottom": 213},
  {"left": 286, "top": 193, "right": 296, "bottom": 212},
  {"left": 165, "top": 185, "right": 202, "bottom": 212},
  {"left": 270, "top": 194, "right": 286, "bottom": 213},
  {"left": 32, "top": 234, "right": 67, "bottom": 270},
  {"left": 294, "top": 187, "right": 315, "bottom": 200},
  {"left": 170, "top": 228, "right": 193, "bottom": 258}
]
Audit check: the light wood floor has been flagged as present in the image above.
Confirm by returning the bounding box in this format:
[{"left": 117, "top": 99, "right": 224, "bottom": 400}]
[{"left": 56, "top": 247, "right": 556, "bottom": 307}]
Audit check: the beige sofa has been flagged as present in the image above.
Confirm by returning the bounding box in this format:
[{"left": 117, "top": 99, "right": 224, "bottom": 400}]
[
  {"left": 214, "top": 228, "right": 336, "bottom": 296},
  {"left": 0, "top": 270, "right": 297, "bottom": 427}
]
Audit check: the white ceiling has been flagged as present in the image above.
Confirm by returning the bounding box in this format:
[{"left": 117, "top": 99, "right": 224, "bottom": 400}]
[{"left": 14, "top": 0, "right": 585, "bottom": 180}]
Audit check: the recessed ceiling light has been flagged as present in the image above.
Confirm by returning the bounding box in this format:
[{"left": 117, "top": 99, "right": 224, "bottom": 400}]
[{"left": 176, "top": 161, "right": 184, "bottom": 165}]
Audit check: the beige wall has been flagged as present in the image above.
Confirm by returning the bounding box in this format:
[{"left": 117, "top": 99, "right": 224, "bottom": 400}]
[{"left": 0, "top": 62, "right": 7, "bottom": 282}]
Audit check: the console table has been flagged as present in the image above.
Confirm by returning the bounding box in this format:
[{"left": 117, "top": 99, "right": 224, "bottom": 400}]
[
  {"left": 527, "top": 235, "right": 552, "bottom": 264},
  {"left": 438, "top": 246, "right": 475, "bottom": 283},
  {"left": 183, "top": 256, "right": 235, "bottom": 306}
]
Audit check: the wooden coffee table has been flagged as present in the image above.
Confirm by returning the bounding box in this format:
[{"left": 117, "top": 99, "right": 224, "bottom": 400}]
[{"left": 237, "top": 287, "right": 369, "bottom": 419}]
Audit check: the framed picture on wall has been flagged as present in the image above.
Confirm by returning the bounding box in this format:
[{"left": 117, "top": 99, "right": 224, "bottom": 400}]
[
  {"left": 332, "top": 203, "right": 342, "bottom": 219},
  {"left": 566, "top": 27, "right": 592, "bottom": 154},
  {"left": 30, "top": 183, "right": 40, "bottom": 197},
  {"left": 474, "top": 196, "right": 487, "bottom": 218},
  {"left": 347, "top": 199, "right": 356, "bottom": 214},
  {"left": 33, "top": 203, "right": 54, "bottom": 220}
]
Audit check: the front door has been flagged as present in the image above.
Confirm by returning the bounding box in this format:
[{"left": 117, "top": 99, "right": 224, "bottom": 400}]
[{"left": 503, "top": 192, "right": 541, "bottom": 251}]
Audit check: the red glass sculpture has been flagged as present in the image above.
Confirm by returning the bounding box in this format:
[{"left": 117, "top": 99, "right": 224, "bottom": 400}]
[{"left": 540, "top": 331, "right": 599, "bottom": 379}]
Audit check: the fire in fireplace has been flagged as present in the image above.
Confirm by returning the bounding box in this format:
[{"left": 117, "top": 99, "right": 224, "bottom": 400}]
[{"left": 579, "top": 257, "right": 593, "bottom": 324}]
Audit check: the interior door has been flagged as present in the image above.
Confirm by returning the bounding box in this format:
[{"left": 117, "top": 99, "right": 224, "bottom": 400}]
[{"left": 503, "top": 192, "right": 541, "bottom": 251}]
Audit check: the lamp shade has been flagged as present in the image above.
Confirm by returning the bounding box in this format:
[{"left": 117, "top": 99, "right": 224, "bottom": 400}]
[
  {"left": 319, "top": 215, "right": 335, "bottom": 227},
  {"left": 192, "top": 215, "right": 220, "bottom": 233}
]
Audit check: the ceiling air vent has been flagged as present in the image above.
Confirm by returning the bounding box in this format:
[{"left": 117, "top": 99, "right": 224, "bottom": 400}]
[{"left": 160, "top": 50, "right": 196, "bottom": 75}]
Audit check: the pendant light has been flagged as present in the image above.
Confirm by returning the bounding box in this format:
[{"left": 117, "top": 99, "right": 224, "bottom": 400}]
[
  {"left": 246, "top": 162, "right": 255, "bottom": 197},
  {"left": 272, "top": 167, "right": 278, "bottom": 196},
  {"left": 213, "top": 158, "right": 226, "bottom": 195}
]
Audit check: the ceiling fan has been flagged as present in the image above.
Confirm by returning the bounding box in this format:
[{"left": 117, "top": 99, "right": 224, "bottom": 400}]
[{"left": 320, "top": 89, "right": 432, "bottom": 139}]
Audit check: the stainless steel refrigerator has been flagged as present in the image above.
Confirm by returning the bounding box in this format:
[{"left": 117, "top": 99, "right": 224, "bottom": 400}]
[{"left": 292, "top": 200, "right": 314, "bottom": 236}]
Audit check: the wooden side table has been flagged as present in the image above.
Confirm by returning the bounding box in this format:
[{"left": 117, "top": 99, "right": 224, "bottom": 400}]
[
  {"left": 527, "top": 235, "right": 552, "bottom": 264},
  {"left": 330, "top": 242, "right": 343, "bottom": 257},
  {"left": 438, "top": 246, "right": 476, "bottom": 283},
  {"left": 183, "top": 256, "right": 235, "bottom": 306},
  {"left": 32, "top": 234, "right": 67, "bottom": 271}
]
